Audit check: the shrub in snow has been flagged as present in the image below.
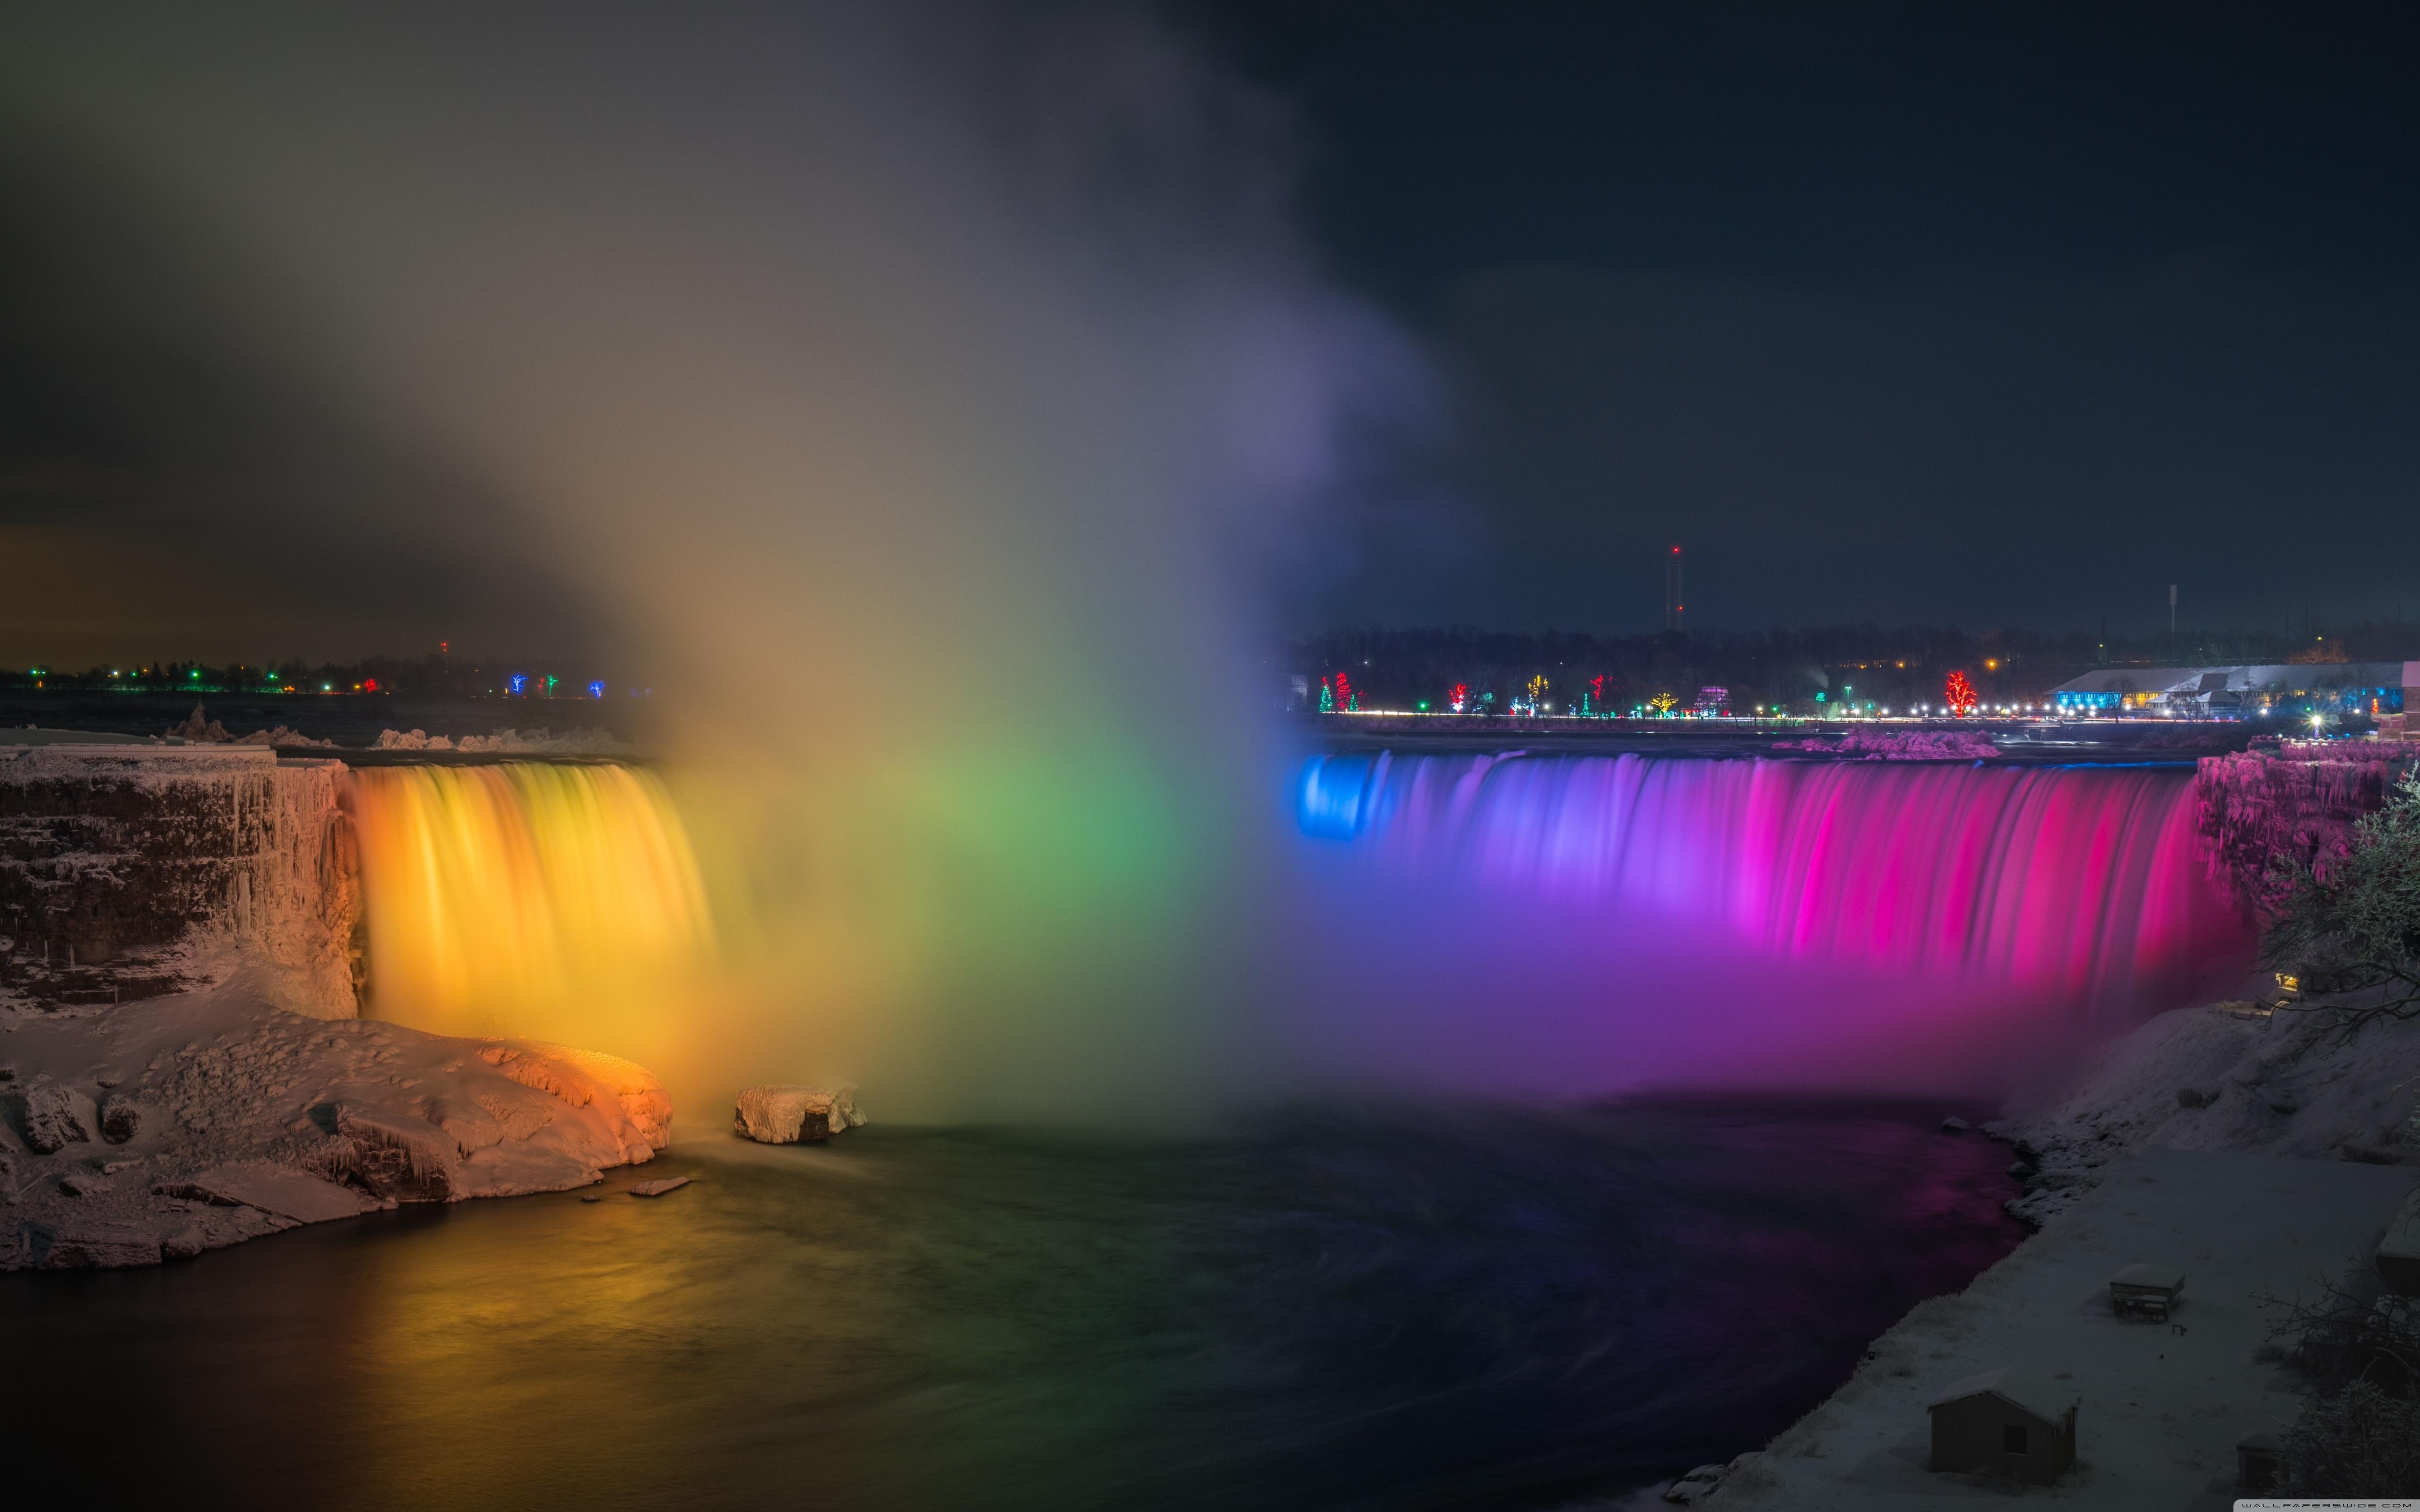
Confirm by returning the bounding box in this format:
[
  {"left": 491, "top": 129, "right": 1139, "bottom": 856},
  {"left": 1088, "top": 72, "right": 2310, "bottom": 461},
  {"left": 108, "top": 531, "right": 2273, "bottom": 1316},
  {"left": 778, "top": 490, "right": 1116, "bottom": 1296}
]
[
  {"left": 2264, "top": 766, "right": 2420, "bottom": 1042},
  {"left": 2280, "top": 1379, "right": 2420, "bottom": 1496}
]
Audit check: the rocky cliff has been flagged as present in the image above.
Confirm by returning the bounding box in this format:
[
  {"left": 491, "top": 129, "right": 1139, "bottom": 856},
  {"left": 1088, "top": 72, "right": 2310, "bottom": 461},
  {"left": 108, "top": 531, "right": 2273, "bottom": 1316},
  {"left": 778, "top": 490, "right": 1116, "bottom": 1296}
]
[{"left": 0, "top": 745, "right": 360, "bottom": 1019}]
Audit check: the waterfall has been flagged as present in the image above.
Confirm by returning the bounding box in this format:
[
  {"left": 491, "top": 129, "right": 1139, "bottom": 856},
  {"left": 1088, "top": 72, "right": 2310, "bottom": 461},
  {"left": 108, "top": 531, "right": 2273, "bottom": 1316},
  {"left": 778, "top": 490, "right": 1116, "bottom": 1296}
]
[
  {"left": 1296, "top": 752, "right": 2250, "bottom": 1019},
  {"left": 346, "top": 763, "right": 712, "bottom": 1042}
]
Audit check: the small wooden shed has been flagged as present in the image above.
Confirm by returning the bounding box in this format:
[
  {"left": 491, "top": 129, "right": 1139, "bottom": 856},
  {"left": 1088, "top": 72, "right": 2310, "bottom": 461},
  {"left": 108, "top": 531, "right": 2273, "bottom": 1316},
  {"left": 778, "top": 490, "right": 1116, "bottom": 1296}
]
[
  {"left": 2376, "top": 1188, "right": 2420, "bottom": 1297},
  {"left": 2237, "top": 1430, "right": 2282, "bottom": 1491},
  {"left": 1928, "top": 1367, "right": 2079, "bottom": 1485}
]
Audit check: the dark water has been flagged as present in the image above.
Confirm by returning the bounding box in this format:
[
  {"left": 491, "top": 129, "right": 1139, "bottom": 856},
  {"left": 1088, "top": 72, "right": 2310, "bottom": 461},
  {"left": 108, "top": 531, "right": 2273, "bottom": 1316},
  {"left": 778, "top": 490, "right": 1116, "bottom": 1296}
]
[{"left": 0, "top": 1098, "right": 2022, "bottom": 1510}]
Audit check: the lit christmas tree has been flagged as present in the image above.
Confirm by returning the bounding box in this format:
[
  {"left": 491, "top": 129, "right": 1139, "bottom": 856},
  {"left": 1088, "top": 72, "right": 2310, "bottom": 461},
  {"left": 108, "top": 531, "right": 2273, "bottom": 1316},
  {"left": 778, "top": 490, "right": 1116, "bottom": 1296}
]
[
  {"left": 1318, "top": 676, "right": 1335, "bottom": 714},
  {"left": 1944, "top": 670, "right": 1979, "bottom": 717},
  {"left": 1448, "top": 682, "right": 1469, "bottom": 713}
]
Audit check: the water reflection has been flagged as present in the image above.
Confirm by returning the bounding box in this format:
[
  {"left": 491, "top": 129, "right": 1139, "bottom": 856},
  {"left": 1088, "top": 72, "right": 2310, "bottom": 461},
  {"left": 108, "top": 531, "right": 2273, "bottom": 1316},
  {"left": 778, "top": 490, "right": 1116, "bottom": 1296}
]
[{"left": 1, "top": 1099, "right": 2021, "bottom": 1510}]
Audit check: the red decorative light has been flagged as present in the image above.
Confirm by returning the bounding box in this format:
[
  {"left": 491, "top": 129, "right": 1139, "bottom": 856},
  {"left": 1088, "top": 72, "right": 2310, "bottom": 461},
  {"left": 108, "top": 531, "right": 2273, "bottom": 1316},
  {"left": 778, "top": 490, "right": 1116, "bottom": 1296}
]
[{"left": 1944, "top": 671, "right": 1978, "bottom": 717}]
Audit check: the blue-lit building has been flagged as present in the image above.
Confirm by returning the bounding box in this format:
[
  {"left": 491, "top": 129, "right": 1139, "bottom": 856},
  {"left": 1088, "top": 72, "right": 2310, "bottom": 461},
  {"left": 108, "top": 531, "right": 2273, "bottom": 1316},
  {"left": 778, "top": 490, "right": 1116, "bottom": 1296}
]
[{"left": 2048, "top": 662, "right": 2414, "bottom": 718}]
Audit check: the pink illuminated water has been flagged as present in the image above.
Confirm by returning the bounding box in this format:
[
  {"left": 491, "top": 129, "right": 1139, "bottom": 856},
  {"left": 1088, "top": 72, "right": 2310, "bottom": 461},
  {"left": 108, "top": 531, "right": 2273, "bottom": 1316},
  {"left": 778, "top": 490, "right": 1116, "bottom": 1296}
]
[{"left": 1283, "top": 752, "right": 2254, "bottom": 1095}]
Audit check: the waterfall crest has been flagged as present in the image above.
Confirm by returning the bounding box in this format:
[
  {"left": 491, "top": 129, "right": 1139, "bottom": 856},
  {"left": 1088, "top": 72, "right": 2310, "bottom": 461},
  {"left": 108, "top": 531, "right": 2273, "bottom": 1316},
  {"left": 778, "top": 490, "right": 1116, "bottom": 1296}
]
[
  {"left": 346, "top": 763, "right": 712, "bottom": 1042},
  {"left": 1298, "top": 752, "right": 2248, "bottom": 1016}
]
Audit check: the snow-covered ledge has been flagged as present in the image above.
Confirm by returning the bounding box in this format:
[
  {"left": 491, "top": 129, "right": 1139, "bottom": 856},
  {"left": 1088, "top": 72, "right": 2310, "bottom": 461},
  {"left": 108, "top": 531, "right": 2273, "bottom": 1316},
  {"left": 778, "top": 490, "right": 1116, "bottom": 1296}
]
[{"left": 1, "top": 976, "right": 670, "bottom": 1270}]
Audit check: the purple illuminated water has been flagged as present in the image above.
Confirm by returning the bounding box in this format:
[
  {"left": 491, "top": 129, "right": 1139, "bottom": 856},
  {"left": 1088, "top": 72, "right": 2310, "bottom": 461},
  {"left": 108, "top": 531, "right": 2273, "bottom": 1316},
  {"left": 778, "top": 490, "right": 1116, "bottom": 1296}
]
[{"left": 1280, "top": 752, "right": 2254, "bottom": 1096}]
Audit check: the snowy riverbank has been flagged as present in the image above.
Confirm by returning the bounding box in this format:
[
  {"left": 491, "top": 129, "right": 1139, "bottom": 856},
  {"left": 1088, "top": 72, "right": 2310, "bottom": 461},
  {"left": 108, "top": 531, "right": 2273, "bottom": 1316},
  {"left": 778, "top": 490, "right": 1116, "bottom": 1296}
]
[
  {"left": 1664, "top": 1000, "right": 2420, "bottom": 1507},
  {"left": 1, "top": 966, "right": 670, "bottom": 1269}
]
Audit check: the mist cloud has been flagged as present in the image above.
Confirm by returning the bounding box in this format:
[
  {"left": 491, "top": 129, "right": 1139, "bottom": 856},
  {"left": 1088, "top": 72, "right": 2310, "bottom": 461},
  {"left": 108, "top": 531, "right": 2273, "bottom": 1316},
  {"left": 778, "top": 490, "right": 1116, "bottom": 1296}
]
[{"left": 0, "top": 2, "right": 1423, "bottom": 1117}]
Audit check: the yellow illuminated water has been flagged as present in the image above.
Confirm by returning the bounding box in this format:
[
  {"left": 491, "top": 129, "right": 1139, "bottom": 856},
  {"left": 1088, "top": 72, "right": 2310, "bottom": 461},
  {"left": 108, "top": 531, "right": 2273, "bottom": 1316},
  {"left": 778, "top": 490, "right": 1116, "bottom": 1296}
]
[{"left": 347, "top": 763, "right": 714, "bottom": 1049}]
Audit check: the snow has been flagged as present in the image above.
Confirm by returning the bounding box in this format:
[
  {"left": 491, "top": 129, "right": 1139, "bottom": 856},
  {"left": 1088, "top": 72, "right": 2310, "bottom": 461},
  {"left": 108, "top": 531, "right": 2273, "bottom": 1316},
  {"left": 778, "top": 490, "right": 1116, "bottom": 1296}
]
[
  {"left": 1686, "top": 997, "right": 2420, "bottom": 1508},
  {"left": 1991, "top": 1001, "right": 2420, "bottom": 1229},
  {"left": 1, "top": 968, "right": 670, "bottom": 1269},
  {"left": 373, "top": 727, "right": 631, "bottom": 755},
  {"left": 1706, "top": 1150, "right": 2415, "bottom": 1509},
  {"left": 1772, "top": 730, "right": 2000, "bottom": 760},
  {"left": 165, "top": 1160, "right": 385, "bottom": 1223}
]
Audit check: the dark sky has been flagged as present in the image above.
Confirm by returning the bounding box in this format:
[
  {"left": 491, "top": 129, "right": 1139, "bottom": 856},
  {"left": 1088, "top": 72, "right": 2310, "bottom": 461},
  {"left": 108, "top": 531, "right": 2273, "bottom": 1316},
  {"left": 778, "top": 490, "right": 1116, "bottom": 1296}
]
[
  {"left": 1198, "top": 1, "right": 2420, "bottom": 636},
  {"left": 2, "top": 3, "right": 2416, "bottom": 667}
]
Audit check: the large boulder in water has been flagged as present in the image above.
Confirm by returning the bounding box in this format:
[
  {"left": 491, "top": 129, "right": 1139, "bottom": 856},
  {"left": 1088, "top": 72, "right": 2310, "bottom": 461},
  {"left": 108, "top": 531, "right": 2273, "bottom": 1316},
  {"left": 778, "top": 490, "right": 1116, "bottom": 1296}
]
[{"left": 735, "top": 1084, "right": 864, "bottom": 1144}]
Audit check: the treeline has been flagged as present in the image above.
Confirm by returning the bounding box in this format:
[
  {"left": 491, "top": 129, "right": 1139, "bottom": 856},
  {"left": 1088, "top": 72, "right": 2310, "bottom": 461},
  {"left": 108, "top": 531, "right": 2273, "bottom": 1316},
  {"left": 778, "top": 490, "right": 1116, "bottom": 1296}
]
[
  {"left": 1286, "top": 621, "right": 2420, "bottom": 715},
  {"left": 5, "top": 652, "right": 625, "bottom": 698}
]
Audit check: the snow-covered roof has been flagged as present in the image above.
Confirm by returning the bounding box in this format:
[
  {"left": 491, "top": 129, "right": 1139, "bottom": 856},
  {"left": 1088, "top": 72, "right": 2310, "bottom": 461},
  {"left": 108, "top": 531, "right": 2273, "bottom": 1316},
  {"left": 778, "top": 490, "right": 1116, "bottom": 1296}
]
[
  {"left": 2110, "top": 1263, "right": 2185, "bottom": 1292},
  {"left": 1929, "top": 1366, "right": 2080, "bottom": 1423},
  {"left": 2051, "top": 662, "right": 2412, "bottom": 697}
]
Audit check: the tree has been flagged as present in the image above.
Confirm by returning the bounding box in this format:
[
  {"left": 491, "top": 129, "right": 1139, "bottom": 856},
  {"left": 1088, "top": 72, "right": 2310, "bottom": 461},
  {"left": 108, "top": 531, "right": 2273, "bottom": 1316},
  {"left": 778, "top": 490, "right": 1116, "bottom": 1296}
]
[
  {"left": 1944, "top": 670, "right": 1978, "bottom": 716},
  {"left": 2264, "top": 766, "right": 2420, "bottom": 1042},
  {"left": 2262, "top": 1272, "right": 2420, "bottom": 1495}
]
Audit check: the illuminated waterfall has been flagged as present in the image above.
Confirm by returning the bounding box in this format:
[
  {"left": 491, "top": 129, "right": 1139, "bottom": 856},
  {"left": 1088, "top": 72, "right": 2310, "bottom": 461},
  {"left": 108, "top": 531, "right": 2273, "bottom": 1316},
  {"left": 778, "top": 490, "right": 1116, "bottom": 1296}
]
[
  {"left": 346, "top": 763, "right": 713, "bottom": 1045},
  {"left": 1296, "top": 752, "right": 2251, "bottom": 1017}
]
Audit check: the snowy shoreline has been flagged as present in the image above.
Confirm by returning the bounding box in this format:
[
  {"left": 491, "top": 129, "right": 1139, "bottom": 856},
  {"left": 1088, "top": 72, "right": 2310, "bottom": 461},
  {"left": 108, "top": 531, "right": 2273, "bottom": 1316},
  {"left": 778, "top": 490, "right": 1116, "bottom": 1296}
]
[{"left": 1658, "top": 998, "right": 2420, "bottom": 1507}]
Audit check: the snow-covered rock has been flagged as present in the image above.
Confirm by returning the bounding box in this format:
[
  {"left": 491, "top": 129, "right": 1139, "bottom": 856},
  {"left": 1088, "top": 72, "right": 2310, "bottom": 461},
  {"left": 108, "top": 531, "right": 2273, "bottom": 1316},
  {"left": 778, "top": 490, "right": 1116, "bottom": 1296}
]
[
  {"left": 373, "top": 728, "right": 453, "bottom": 751},
  {"left": 373, "top": 727, "right": 632, "bottom": 756},
  {"left": 734, "top": 1084, "right": 864, "bottom": 1144},
  {"left": 0, "top": 977, "right": 674, "bottom": 1269},
  {"left": 20, "top": 1082, "right": 96, "bottom": 1152},
  {"left": 1664, "top": 1452, "right": 1764, "bottom": 1504},
  {"left": 97, "top": 1093, "right": 141, "bottom": 1143}
]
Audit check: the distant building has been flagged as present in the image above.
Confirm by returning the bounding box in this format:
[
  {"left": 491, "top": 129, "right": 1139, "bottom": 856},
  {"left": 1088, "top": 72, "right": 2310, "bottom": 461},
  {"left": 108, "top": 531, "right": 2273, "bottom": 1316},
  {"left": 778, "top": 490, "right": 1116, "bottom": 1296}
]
[
  {"left": 1927, "top": 1366, "right": 2079, "bottom": 1485},
  {"left": 2049, "top": 662, "right": 2414, "bottom": 717}
]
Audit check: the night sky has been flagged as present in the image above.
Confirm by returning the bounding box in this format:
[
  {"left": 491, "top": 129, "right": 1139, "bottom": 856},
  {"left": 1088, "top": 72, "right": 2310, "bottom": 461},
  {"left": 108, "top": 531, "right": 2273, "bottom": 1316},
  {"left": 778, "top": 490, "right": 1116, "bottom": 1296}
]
[
  {"left": 1201, "top": 1, "right": 2420, "bottom": 635},
  {"left": 3, "top": 3, "right": 2417, "bottom": 666}
]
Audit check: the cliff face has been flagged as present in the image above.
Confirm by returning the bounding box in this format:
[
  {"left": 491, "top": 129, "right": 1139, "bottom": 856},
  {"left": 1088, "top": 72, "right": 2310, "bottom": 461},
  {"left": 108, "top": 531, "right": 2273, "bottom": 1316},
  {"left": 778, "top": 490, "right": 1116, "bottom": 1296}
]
[
  {"left": 2195, "top": 748, "right": 2416, "bottom": 914},
  {"left": 0, "top": 746, "right": 361, "bottom": 1019},
  {"left": 0, "top": 745, "right": 675, "bottom": 1271}
]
